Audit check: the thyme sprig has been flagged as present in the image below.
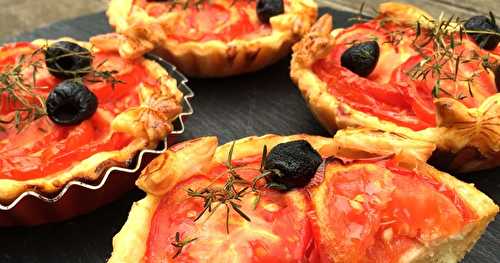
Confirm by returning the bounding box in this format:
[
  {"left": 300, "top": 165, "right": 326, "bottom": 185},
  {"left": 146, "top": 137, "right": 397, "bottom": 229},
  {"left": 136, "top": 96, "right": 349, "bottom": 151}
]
[
  {"left": 0, "top": 44, "right": 122, "bottom": 132},
  {"left": 186, "top": 142, "right": 276, "bottom": 234},
  {"left": 171, "top": 142, "right": 279, "bottom": 258},
  {"left": 43, "top": 43, "right": 124, "bottom": 89},
  {"left": 407, "top": 13, "right": 500, "bottom": 99},
  {"left": 348, "top": 2, "right": 379, "bottom": 23},
  {"left": 171, "top": 232, "right": 198, "bottom": 259},
  {"left": 0, "top": 51, "right": 47, "bottom": 132}
]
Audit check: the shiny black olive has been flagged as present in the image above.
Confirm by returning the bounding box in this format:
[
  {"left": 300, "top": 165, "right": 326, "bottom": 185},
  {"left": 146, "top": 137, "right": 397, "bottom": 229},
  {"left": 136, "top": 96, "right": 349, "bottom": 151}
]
[
  {"left": 464, "top": 15, "right": 500, "bottom": 50},
  {"left": 45, "top": 41, "right": 93, "bottom": 79},
  {"left": 264, "top": 140, "right": 322, "bottom": 190},
  {"left": 256, "top": 0, "right": 284, "bottom": 24},
  {"left": 341, "top": 41, "right": 380, "bottom": 77},
  {"left": 46, "top": 80, "right": 98, "bottom": 126}
]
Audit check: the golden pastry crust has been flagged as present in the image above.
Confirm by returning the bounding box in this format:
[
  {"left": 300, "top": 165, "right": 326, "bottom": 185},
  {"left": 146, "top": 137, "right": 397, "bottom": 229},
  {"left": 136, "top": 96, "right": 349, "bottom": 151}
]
[
  {"left": 108, "top": 132, "right": 498, "bottom": 263},
  {"left": 107, "top": 0, "right": 317, "bottom": 77},
  {"left": 290, "top": 3, "right": 500, "bottom": 172},
  {"left": 0, "top": 36, "right": 183, "bottom": 203}
]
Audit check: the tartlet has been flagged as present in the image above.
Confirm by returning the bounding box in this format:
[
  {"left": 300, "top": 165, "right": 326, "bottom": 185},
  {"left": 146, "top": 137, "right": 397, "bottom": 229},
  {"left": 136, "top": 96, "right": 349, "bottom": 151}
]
[
  {"left": 0, "top": 36, "right": 183, "bottom": 204},
  {"left": 290, "top": 2, "right": 500, "bottom": 172},
  {"left": 107, "top": 0, "right": 317, "bottom": 77},
  {"left": 108, "top": 132, "right": 497, "bottom": 262}
]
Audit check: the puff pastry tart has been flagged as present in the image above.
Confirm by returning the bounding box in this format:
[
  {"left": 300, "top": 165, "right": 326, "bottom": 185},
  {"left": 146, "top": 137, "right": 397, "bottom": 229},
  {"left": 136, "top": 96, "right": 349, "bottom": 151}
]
[
  {"left": 0, "top": 36, "right": 183, "bottom": 203},
  {"left": 107, "top": 0, "right": 317, "bottom": 77},
  {"left": 291, "top": 2, "right": 500, "bottom": 172},
  {"left": 108, "top": 132, "right": 498, "bottom": 263}
]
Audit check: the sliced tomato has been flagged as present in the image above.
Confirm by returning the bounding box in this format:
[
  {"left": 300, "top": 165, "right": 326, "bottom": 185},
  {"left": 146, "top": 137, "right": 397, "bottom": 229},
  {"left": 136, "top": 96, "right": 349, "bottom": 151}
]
[
  {"left": 145, "top": 160, "right": 318, "bottom": 263},
  {"left": 315, "top": 18, "right": 499, "bottom": 131},
  {"left": 308, "top": 158, "right": 475, "bottom": 263},
  {"left": 390, "top": 55, "right": 436, "bottom": 126},
  {"left": 308, "top": 162, "right": 395, "bottom": 263},
  {"left": 146, "top": 1, "right": 271, "bottom": 42},
  {"left": 0, "top": 44, "right": 145, "bottom": 180},
  {"left": 313, "top": 59, "right": 430, "bottom": 130}
]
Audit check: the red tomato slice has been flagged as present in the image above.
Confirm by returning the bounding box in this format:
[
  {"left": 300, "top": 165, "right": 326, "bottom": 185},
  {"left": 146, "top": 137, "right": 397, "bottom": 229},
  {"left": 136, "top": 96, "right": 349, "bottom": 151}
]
[
  {"left": 145, "top": 160, "right": 318, "bottom": 263},
  {"left": 313, "top": 59, "right": 430, "bottom": 130},
  {"left": 314, "top": 19, "right": 498, "bottom": 131},
  {"left": 0, "top": 43, "right": 145, "bottom": 180},
  {"left": 308, "top": 159, "right": 474, "bottom": 263},
  {"left": 141, "top": 1, "right": 270, "bottom": 42}
]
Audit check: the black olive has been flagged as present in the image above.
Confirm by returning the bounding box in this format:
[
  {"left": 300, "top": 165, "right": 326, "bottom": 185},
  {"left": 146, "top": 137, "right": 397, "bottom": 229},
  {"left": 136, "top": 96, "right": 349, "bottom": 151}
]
[
  {"left": 464, "top": 15, "right": 500, "bottom": 50},
  {"left": 341, "top": 41, "right": 380, "bottom": 77},
  {"left": 256, "top": 0, "right": 284, "bottom": 24},
  {"left": 45, "top": 41, "right": 93, "bottom": 79},
  {"left": 46, "top": 80, "right": 98, "bottom": 126},
  {"left": 264, "top": 140, "right": 322, "bottom": 190}
]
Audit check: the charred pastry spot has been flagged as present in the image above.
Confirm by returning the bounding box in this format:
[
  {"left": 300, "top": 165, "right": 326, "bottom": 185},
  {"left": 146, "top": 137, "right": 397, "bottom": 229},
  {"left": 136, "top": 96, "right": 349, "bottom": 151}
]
[
  {"left": 464, "top": 14, "right": 500, "bottom": 51},
  {"left": 44, "top": 41, "right": 93, "bottom": 79},
  {"left": 341, "top": 40, "right": 380, "bottom": 77},
  {"left": 46, "top": 80, "right": 98, "bottom": 126},
  {"left": 264, "top": 140, "right": 322, "bottom": 190}
]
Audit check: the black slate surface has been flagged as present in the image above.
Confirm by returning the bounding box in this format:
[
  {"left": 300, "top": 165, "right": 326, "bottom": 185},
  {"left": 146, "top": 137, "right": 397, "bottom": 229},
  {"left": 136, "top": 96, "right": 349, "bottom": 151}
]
[{"left": 0, "top": 7, "right": 499, "bottom": 263}]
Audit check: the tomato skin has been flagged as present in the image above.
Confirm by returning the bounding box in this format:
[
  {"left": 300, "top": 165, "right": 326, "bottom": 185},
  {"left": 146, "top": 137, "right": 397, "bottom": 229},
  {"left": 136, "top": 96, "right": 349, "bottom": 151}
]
[
  {"left": 0, "top": 44, "right": 147, "bottom": 180},
  {"left": 136, "top": 0, "right": 271, "bottom": 43},
  {"left": 143, "top": 151, "right": 476, "bottom": 263},
  {"left": 145, "top": 159, "right": 319, "bottom": 263},
  {"left": 308, "top": 158, "right": 476, "bottom": 263}
]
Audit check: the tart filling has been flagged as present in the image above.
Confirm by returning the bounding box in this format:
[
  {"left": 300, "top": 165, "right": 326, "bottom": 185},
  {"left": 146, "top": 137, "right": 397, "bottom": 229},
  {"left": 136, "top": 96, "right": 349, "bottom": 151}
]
[
  {"left": 134, "top": 0, "right": 273, "bottom": 42},
  {"left": 145, "top": 153, "right": 476, "bottom": 262},
  {"left": 0, "top": 37, "right": 183, "bottom": 201},
  {"left": 310, "top": 157, "right": 476, "bottom": 262},
  {"left": 312, "top": 18, "right": 498, "bottom": 131}
]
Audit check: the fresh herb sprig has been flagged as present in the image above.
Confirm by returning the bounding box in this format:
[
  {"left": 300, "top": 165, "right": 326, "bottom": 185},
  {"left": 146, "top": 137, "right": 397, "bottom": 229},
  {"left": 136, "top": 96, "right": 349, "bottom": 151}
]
[
  {"left": 185, "top": 142, "right": 276, "bottom": 234},
  {"left": 43, "top": 43, "right": 124, "bottom": 89},
  {"left": 0, "top": 51, "right": 47, "bottom": 132},
  {"left": 408, "top": 13, "right": 500, "bottom": 99},
  {"left": 171, "top": 232, "right": 198, "bottom": 259},
  {"left": 0, "top": 44, "right": 122, "bottom": 132},
  {"left": 170, "top": 142, "right": 279, "bottom": 258}
]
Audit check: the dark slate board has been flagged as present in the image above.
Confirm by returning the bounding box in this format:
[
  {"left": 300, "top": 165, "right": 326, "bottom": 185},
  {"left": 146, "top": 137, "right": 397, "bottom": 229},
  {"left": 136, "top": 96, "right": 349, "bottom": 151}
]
[{"left": 0, "top": 7, "right": 498, "bottom": 263}]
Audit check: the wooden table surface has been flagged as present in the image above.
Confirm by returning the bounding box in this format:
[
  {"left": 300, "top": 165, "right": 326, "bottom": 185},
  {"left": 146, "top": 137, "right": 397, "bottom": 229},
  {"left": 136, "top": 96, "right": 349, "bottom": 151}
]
[{"left": 319, "top": 0, "right": 499, "bottom": 19}]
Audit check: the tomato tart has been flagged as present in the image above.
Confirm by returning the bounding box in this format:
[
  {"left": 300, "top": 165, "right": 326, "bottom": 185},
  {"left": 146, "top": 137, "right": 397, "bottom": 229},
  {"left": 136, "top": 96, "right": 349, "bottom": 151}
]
[
  {"left": 107, "top": 0, "right": 317, "bottom": 77},
  {"left": 0, "top": 36, "right": 183, "bottom": 203},
  {"left": 291, "top": 2, "right": 500, "bottom": 172},
  {"left": 108, "top": 132, "right": 497, "bottom": 263}
]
